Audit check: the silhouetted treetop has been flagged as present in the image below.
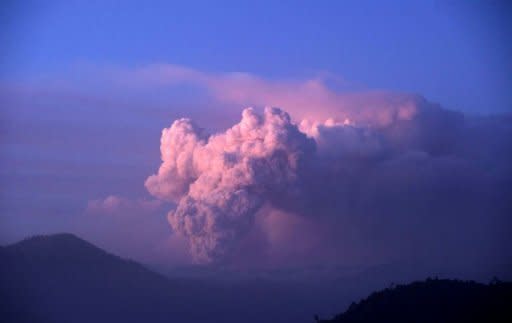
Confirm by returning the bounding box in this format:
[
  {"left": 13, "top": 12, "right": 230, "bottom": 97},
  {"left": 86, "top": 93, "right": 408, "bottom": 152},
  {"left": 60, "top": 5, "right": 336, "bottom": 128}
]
[{"left": 321, "top": 278, "right": 512, "bottom": 323}]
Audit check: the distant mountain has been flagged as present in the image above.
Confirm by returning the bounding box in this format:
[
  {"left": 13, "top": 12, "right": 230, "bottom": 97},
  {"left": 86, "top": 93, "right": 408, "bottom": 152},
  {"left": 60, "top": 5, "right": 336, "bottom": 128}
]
[
  {"left": 0, "top": 233, "right": 192, "bottom": 323},
  {"left": 2, "top": 234, "right": 511, "bottom": 323},
  {"left": 0, "top": 233, "right": 341, "bottom": 323},
  {"left": 318, "top": 278, "right": 512, "bottom": 323}
]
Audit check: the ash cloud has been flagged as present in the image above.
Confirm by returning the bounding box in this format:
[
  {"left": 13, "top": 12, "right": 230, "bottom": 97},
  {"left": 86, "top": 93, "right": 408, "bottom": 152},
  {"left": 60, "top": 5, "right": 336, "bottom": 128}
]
[
  {"left": 146, "top": 108, "right": 315, "bottom": 263},
  {"left": 146, "top": 94, "right": 512, "bottom": 267}
]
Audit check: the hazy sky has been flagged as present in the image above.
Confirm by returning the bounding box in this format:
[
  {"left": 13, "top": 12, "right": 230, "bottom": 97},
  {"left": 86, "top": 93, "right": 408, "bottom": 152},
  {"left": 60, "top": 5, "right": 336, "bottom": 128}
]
[
  {"left": 0, "top": 1, "right": 511, "bottom": 272},
  {"left": 2, "top": 0, "right": 511, "bottom": 113}
]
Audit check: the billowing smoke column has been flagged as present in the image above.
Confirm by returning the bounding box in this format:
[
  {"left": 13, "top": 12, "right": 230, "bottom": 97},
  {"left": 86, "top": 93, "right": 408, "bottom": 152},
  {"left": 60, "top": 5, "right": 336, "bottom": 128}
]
[
  {"left": 147, "top": 100, "right": 512, "bottom": 267},
  {"left": 146, "top": 107, "right": 315, "bottom": 263}
]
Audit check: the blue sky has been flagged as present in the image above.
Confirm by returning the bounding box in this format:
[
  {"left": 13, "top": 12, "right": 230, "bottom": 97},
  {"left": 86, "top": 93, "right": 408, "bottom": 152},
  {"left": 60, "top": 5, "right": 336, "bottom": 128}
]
[{"left": 2, "top": 0, "right": 511, "bottom": 114}]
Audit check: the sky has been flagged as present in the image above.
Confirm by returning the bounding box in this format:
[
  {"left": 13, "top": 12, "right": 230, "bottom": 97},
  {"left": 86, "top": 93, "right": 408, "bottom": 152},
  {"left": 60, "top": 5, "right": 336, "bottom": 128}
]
[
  {"left": 2, "top": 0, "right": 511, "bottom": 114},
  {"left": 1, "top": 1, "right": 511, "bottom": 274}
]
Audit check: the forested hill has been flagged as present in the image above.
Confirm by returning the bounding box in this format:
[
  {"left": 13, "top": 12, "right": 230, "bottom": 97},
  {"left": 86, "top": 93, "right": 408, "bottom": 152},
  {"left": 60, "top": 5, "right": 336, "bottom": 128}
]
[{"left": 318, "top": 278, "right": 512, "bottom": 323}]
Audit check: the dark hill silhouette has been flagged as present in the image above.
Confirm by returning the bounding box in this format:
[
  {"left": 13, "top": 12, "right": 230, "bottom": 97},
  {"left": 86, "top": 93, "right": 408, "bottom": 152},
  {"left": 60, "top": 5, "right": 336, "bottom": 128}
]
[
  {"left": 0, "top": 233, "right": 228, "bottom": 323},
  {"left": 2, "top": 233, "right": 511, "bottom": 323},
  {"left": 0, "top": 233, "right": 342, "bottom": 323},
  {"left": 318, "top": 278, "right": 512, "bottom": 323}
]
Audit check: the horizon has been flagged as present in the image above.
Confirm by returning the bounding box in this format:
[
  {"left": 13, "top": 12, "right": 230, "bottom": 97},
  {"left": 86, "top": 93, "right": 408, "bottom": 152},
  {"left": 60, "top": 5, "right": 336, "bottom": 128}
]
[{"left": 3, "top": 231, "right": 511, "bottom": 323}]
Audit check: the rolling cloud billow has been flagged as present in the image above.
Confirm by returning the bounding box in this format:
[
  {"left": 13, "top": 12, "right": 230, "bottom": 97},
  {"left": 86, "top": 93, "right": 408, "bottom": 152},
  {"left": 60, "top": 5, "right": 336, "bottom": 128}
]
[
  {"left": 146, "top": 94, "right": 512, "bottom": 267},
  {"left": 145, "top": 107, "right": 315, "bottom": 263}
]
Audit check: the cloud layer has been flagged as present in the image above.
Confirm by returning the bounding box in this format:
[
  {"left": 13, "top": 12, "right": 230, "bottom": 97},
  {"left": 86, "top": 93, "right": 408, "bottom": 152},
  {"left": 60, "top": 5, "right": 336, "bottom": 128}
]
[{"left": 3, "top": 63, "right": 510, "bottom": 270}]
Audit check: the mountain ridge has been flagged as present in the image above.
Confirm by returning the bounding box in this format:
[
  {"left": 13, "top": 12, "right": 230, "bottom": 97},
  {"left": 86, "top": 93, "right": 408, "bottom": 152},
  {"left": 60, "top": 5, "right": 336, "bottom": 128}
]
[{"left": 1, "top": 233, "right": 511, "bottom": 323}]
